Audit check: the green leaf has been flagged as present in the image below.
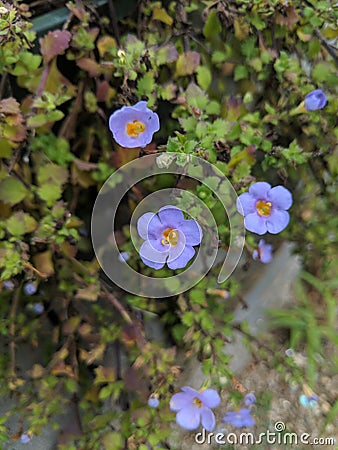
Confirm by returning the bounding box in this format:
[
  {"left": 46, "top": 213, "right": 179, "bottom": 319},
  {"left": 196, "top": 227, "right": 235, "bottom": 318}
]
[
  {"left": 6, "top": 211, "right": 37, "bottom": 236},
  {"left": 203, "top": 9, "right": 222, "bottom": 39},
  {"left": 234, "top": 65, "right": 248, "bottom": 81},
  {"left": 137, "top": 72, "right": 155, "bottom": 97},
  {"left": 197, "top": 66, "right": 212, "bottom": 90},
  {"left": 0, "top": 177, "right": 28, "bottom": 205}
]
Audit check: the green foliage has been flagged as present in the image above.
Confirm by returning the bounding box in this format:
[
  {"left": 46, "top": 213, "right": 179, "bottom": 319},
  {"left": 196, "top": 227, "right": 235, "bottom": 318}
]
[{"left": 0, "top": 0, "right": 336, "bottom": 447}]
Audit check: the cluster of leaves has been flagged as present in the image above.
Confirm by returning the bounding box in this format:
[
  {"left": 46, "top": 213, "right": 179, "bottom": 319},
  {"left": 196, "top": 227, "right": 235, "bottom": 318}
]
[{"left": 0, "top": 0, "right": 337, "bottom": 448}]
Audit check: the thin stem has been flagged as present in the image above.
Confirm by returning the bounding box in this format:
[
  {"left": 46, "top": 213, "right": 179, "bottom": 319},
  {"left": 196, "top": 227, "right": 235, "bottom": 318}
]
[{"left": 9, "top": 287, "right": 21, "bottom": 378}]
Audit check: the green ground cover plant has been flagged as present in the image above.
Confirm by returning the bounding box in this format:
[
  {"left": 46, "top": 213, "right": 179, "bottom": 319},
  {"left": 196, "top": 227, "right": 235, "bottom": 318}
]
[{"left": 0, "top": 0, "right": 337, "bottom": 448}]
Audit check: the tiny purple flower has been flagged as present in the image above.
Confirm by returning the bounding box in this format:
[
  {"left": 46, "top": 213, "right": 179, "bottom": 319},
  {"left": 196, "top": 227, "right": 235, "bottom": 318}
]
[
  {"left": 304, "top": 89, "right": 327, "bottom": 111},
  {"left": 20, "top": 433, "right": 31, "bottom": 444},
  {"left": 237, "top": 182, "right": 292, "bottom": 235},
  {"left": 137, "top": 206, "right": 202, "bottom": 270},
  {"left": 109, "top": 101, "right": 160, "bottom": 148},
  {"left": 32, "top": 303, "right": 44, "bottom": 314},
  {"left": 148, "top": 395, "right": 160, "bottom": 408},
  {"left": 244, "top": 393, "right": 256, "bottom": 406},
  {"left": 222, "top": 408, "right": 255, "bottom": 427},
  {"left": 170, "top": 386, "right": 220, "bottom": 431},
  {"left": 118, "top": 251, "right": 129, "bottom": 263},
  {"left": 299, "top": 394, "right": 318, "bottom": 408},
  {"left": 3, "top": 280, "right": 15, "bottom": 290},
  {"left": 252, "top": 239, "right": 273, "bottom": 263},
  {"left": 24, "top": 282, "right": 37, "bottom": 296}
]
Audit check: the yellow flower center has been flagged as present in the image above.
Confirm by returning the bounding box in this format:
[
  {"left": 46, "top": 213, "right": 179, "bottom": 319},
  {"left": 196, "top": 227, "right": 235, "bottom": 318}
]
[
  {"left": 193, "top": 397, "right": 203, "bottom": 408},
  {"left": 161, "top": 228, "right": 179, "bottom": 246},
  {"left": 256, "top": 200, "right": 272, "bottom": 217},
  {"left": 126, "top": 120, "right": 146, "bottom": 137}
]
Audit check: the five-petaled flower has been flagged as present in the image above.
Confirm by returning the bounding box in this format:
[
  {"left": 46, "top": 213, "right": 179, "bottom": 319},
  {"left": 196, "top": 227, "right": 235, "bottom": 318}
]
[
  {"left": 252, "top": 239, "right": 273, "bottom": 263},
  {"left": 109, "top": 101, "right": 160, "bottom": 148},
  {"left": 137, "top": 205, "right": 202, "bottom": 270},
  {"left": 170, "top": 386, "right": 220, "bottom": 431},
  {"left": 304, "top": 89, "right": 327, "bottom": 111},
  {"left": 222, "top": 408, "right": 255, "bottom": 427},
  {"left": 237, "top": 182, "right": 292, "bottom": 235}
]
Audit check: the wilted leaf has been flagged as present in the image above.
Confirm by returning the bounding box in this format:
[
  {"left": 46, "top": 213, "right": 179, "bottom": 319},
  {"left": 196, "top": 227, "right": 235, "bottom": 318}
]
[
  {"left": 6, "top": 211, "right": 37, "bottom": 236},
  {"left": 63, "top": 316, "right": 81, "bottom": 334},
  {"left": 96, "top": 80, "right": 116, "bottom": 103},
  {"left": 175, "top": 51, "right": 200, "bottom": 76},
  {"left": 97, "top": 36, "right": 117, "bottom": 57},
  {"left": 79, "top": 343, "right": 106, "bottom": 364},
  {"left": 0, "top": 98, "right": 20, "bottom": 114},
  {"left": 275, "top": 5, "right": 300, "bottom": 29},
  {"left": 33, "top": 250, "right": 54, "bottom": 277},
  {"left": 156, "top": 42, "right": 179, "bottom": 65},
  {"left": 0, "top": 177, "right": 28, "bottom": 205},
  {"left": 40, "top": 30, "right": 72, "bottom": 64},
  {"left": 29, "top": 364, "right": 45, "bottom": 379},
  {"left": 76, "top": 58, "right": 102, "bottom": 77},
  {"left": 94, "top": 366, "right": 115, "bottom": 384},
  {"left": 152, "top": 7, "right": 173, "bottom": 26},
  {"left": 75, "top": 284, "right": 99, "bottom": 301}
]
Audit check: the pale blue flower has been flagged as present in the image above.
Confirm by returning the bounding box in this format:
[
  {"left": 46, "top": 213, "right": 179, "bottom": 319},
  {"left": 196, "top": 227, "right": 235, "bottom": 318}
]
[
  {"left": 170, "top": 386, "right": 220, "bottom": 431},
  {"left": 109, "top": 101, "right": 160, "bottom": 148}
]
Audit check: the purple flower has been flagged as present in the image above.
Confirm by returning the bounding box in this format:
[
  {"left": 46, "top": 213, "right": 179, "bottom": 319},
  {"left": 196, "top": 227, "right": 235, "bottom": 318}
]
[
  {"left": 304, "top": 89, "right": 327, "bottom": 111},
  {"left": 3, "top": 280, "right": 15, "bottom": 290},
  {"left": 237, "top": 182, "right": 292, "bottom": 235},
  {"left": 32, "top": 303, "right": 44, "bottom": 314},
  {"left": 137, "top": 205, "right": 202, "bottom": 270},
  {"left": 24, "top": 282, "right": 37, "bottom": 296},
  {"left": 244, "top": 393, "right": 256, "bottom": 406},
  {"left": 109, "top": 101, "right": 160, "bottom": 148},
  {"left": 170, "top": 386, "right": 220, "bottom": 431},
  {"left": 118, "top": 251, "right": 129, "bottom": 263},
  {"left": 148, "top": 395, "right": 160, "bottom": 408},
  {"left": 299, "top": 394, "right": 318, "bottom": 408},
  {"left": 20, "top": 433, "right": 31, "bottom": 444},
  {"left": 252, "top": 239, "right": 273, "bottom": 263},
  {"left": 222, "top": 408, "right": 255, "bottom": 427}
]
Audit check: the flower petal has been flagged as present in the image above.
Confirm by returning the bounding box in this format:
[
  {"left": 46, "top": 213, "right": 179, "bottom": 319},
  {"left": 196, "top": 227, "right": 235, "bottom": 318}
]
[
  {"left": 244, "top": 213, "right": 267, "bottom": 235},
  {"left": 137, "top": 212, "right": 160, "bottom": 240},
  {"left": 179, "top": 220, "right": 203, "bottom": 246},
  {"left": 258, "top": 240, "right": 273, "bottom": 263},
  {"left": 267, "top": 186, "right": 292, "bottom": 210},
  {"left": 176, "top": 405, "right": 201, "bottom": 430},
  {"left": 198, "top": 389, "right": 221, "bottom": 408},
  {"left": 167, "top": 231, "right": 186, "bottom": 262},
  {"left": 139, "top": 241, "right": 168, "bottom": 269},
  {"left": 248, "top": 182, "right": 271, "bottom": 200},
  {"left": 181, "top": 386, "right": 199, "bottom": 397},
  {"left": 167, "top": 245, "right": 195, "bottom": 270},
  {"left": 266, "top": 209, "right": 289, "bottom": 234},
  {"left": 133, "top": 100, "right": 148, "bottom": 111},
  {"left": 158, "top": 205, "right": 184, "bottom": 227},
  {"left": 236, "top": 192, "right": 256, "bottom": 216},
  {"left": 170, "top": 392, "right": 193, "bottom": 412},
  {"left": 200, "top": 408, "right": 216, "bottom": 432}
]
